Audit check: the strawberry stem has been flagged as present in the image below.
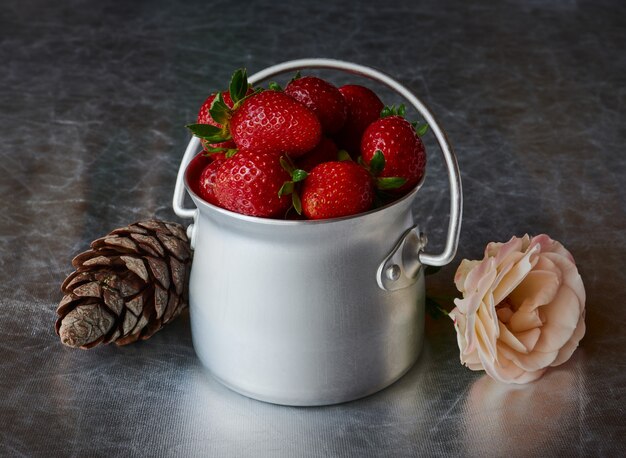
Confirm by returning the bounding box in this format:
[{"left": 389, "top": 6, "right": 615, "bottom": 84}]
[
  {"left": 268, "top": 81, "right": 282, "bottom": 91},
  {"left": 278, "top": 155, "right": 307, "bottom": 215}
]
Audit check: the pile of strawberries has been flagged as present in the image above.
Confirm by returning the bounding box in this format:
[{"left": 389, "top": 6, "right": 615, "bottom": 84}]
[{"left": 186, "top": 69, "right": 427, "bottom": 220}]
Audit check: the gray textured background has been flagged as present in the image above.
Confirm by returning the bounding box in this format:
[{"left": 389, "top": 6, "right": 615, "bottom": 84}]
[{"left": 1, "top": 0, "right": 625, "bottom": 456}]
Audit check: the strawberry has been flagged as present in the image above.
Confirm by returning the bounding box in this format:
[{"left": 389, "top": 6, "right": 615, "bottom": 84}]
[
  {"left": 361, "top": 115, "right": 427, "bottom": 193},
  {"left": 296, "top": 137, "right": 339, "bottom": 172},
  {"left": 214, "top": 150, "right": 292, "bottom": 217},
  {"left": 230, "top": 90, "right": 322, "bottom": 157},
  {"left": 334, "top": 85, "right": 384, "bottom": 156},
  {"left": 188, "top": 70, "right": 322, "bottom": 158},
  {"left": 301, "top": 161, "right": 374, "bottom": 219},
  {"left": 284, "top": 76, "right": 347, "bottom": 134},
  {"left": 196, "top": 91, "right": 238, "bottom": 153},
  {"left": 197, "top": 157, "right": 226, "bottom": 205}
]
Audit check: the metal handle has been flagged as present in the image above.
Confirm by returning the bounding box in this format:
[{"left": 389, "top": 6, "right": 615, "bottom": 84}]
[
  {"left": 173, "top": 58, "right": 462, "bottom": 265},
  {"left": 172, "top": 135, "right": 201, "bottom": 245}
]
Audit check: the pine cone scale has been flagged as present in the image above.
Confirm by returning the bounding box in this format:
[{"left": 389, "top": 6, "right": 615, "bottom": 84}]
[
  {"left": 130, "top": 234, "right": 165, "bottom": 257},
  {"left": 170, "top": 257, "right": 186, "bottom": 296},
  {"left": 157, "top": 233, "right": 191, "bottom": 262},
  {"left": 59, "top": 303, "right": 115, "bottom": 348},
  {"left": 154, "top": 285, "right": 168, "bottom": 319},
  {"left": 73, "top": 281, "right": 101, "bottom": 298},
  {"left": 121, "top": 256, "right": 150, "bottom": 282},
  {"left": 146, "top": 256, "right": 170, "bottom": 290},
  {"left": 102, "top": 287, "right": 124, "bottom": 315}
]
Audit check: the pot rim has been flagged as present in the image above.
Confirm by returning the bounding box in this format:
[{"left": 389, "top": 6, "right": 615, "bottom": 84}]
[{"left": 184, "top": 155, "right": 425, "bottom": 227}]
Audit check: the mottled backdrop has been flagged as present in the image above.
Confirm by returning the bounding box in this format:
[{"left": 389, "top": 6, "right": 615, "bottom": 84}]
[{"left": 1, "top": 0, "right": 624, "bottom": 456}]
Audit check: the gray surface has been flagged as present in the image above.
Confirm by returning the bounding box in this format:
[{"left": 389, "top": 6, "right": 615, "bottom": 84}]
[{"left": 1, "top": 0, "right": 625, "bottom": 456}]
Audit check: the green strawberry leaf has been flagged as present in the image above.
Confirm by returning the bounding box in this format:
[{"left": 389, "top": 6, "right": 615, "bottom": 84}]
[
  {"left": 337, "top": 149, "right": 352, "bottom": 161},
  {"left": 278, "top": 181, "right": 294, "bottom": 197},
  {"left": 203, "top": 145, "right": 228, "bottom": 153},
  {"left": 225, "top": 148, "right": 238, "bottom": 158},
  {"left": 376, "top": 176, "right": 407, "bottom": 190},
  {"left": 292, "top": 191, "right": 302, "bottom": 215},
  {"left": 268, "top": 81, "right": 283, "bottom": 91},
  {"left": 229, "top": 68, "right": 249, "bottom": 104},
  {"left": 369, "top": 150, "right": 386, "bottom": 176},
  {"left": 381, "top": 104, "right": 407, "bottom": 118},
  {"left": 292, "top": 169, "right": 308, "bottom": 183},
  {"left": 415, "top": 122, "right": 429, "bottom": 137},
  {"left": 186, "top": 123, "right": 230, "bottom": 142},
  {"left": 290, "top": 70, "right": 302, "bottom": 84},
  {"left": 209, "top": 92, "right": 231, "bottom": 126},
  {"left": 279, "top": 156, "right": 295, "bottom": 175}
]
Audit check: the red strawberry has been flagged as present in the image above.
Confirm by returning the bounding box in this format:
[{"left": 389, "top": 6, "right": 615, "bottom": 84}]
[
  {"left": 284, "top": 76, "right": 347, "bottom": 134},
  {"left": 197, "top": 157, "right": 226, "bottom": 205},
  {"left": 196, "top": 91, "right": 238, "bottom": 152},
  {"left": 296, "top": 137, "right": 339, "bottom": 172},
  {"left": 334, "top": 85, "right": 384, "bottom": 156},
  {"left": 361, "top": 115, "right": 426, "bottom": 193},
  {"left": 214, "top": 150, "right": 292, "bottom": 217},
  {"left": 229, "top": 90, "right": 322, "bottom": 158},
  {"left": 301, "top": 161, "right": 374, "bottom": 219}
]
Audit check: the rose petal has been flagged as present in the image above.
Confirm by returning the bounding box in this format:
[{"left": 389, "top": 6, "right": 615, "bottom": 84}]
[
  {"left": 496, "top": 306, "right": 514, "bottom": 323},
  {"left": 475, "top": 306, "right": 499, "bottom": 363},
  {"left": 497, "top": 341, "right": 558, "bottom": 373},
  {"left": 483, "top": 292, "right": 500, "bottom": 340},
  {"left": 464, "top": 258, "right": 497, "bottom": 298},
  {"left": 454, "top": 259, "right": 480, "bottom": 292},
  {"left": 451, "top": 309, "right": 482, "bottom": 369},
  {"left": 514, "top": 327, "right": 541, "bottom": 352},
  {"left": 486, "top": 236, "right": 522, "bottom": 263},
  {"left": 449, "top": 308, "right": 467, "bottom": 356},
  {"left": 519, "top": 234, "right": 532, "bottom": 251},
  {"left": 464, "top": 308, "right": 477, "bottom": 355},
  {"left": 531, "top": 234, "right": 575, "bottom": 264},
  {"left": 543, "top": 252, "right": 586, "bottom": 309},
  {"left": 492, "top": 245, "right": 538, "bottom": 305},
  {"left": 478, "top": 345, "right": 546, "bottom": 384},
  {"left": 497, "top": 320, "right": 528, "bottom": 354},
  {"left": 510, "top": 269, "right": 560, "bottom": 312},
  {"left": 550, "top": 312, "right": 586, "bottom": 367},
  {"left": 495, "top": 237, "right": 522, "bottom": 266},
  {"left": 534, "top": 285, "right": 581, "bottom": 353},
  {"left": 454, "top": 259, "right": 497, "bottom": 316},
  {"left": 493, "top": 251, "right": 524, "bottom": 286},
  {"left": 508, "top": 309, "right": 543, "bottom": 333}
]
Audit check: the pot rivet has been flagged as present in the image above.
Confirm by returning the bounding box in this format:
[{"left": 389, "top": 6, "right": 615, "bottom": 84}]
[{"left": 386, "top": 264, "right": 401, "bottom": 281}]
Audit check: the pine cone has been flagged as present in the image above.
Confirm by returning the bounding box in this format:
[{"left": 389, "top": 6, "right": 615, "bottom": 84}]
[{"left": 56, "top": 220, "right": 192, "bottom": 349}]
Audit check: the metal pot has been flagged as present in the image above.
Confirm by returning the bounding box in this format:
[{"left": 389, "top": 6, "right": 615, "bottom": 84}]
[{"left": 173, "top": 59, "right": 462, "bottom": 406}]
